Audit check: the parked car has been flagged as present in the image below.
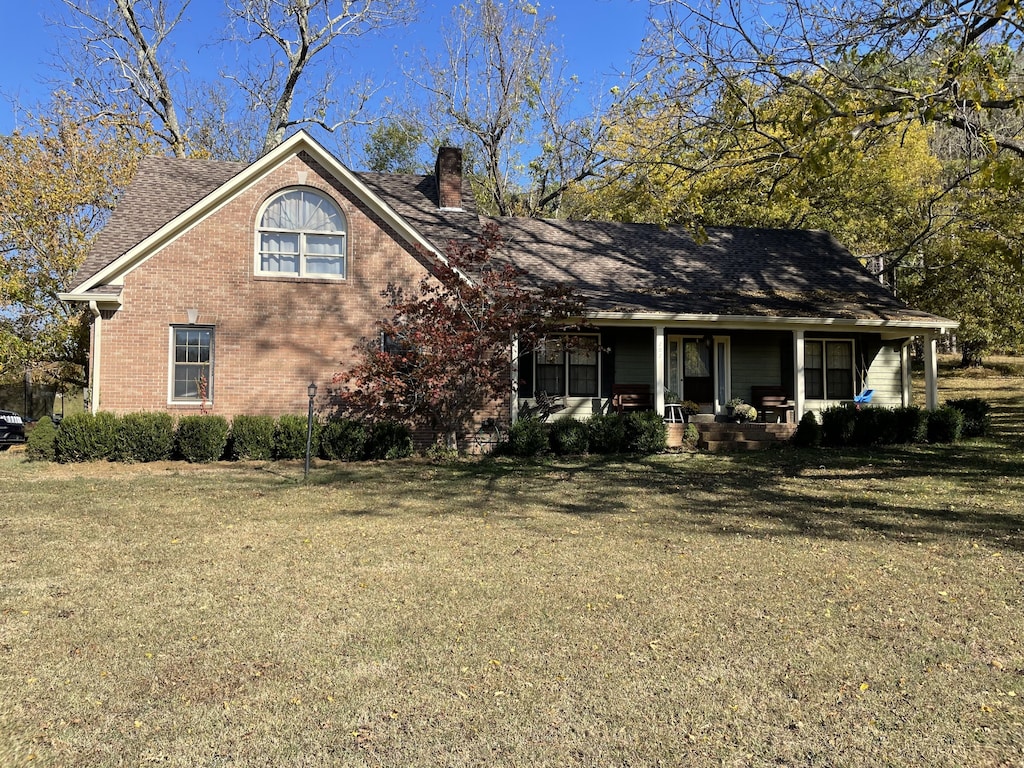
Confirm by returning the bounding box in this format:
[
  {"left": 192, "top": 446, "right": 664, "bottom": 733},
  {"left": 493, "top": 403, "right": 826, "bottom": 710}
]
[{"left": 0, "top": 410, "right": 27, "bottom": 449}]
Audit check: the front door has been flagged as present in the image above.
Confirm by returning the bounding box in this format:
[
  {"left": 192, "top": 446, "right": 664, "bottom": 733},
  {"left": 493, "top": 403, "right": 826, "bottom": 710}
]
[{"left": 668, "top": 336, "right": 714, "bottom": 405}]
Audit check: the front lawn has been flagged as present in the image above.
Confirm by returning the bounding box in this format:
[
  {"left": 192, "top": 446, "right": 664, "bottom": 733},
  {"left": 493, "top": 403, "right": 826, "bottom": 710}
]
[{"left": 1, "top": 364, "right": 1022, "bottom": 767}]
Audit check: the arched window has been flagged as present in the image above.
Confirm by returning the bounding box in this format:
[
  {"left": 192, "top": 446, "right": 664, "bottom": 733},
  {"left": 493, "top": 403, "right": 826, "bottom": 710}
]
[{"left": 257, "top": 188, "right": 347, "bottom": 279}]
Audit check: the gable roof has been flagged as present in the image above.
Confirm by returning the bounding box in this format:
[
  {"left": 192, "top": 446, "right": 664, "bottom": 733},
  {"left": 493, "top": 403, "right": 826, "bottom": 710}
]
[{"left": 62, "top": 131, "right": 954, "bottom": 332}]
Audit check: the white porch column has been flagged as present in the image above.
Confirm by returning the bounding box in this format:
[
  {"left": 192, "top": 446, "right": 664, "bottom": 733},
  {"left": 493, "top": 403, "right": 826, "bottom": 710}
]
[
  {"left": 900, "top": 342, "right": 912, "bottom": 407},
  {"left": 654, "top": 325, "right": 666, "bottom": 415},
  {"left": 89, "top": 301, "right": 102, "bottom": 415},
  {"left": 924, "top": 334, "right": 939, "bottom": 411},
  {"left": 793, "top": 330, "right": 805, "bottom": 420},
  {"left": 510, "top": 335, "right": 520, "bottom": 423}
]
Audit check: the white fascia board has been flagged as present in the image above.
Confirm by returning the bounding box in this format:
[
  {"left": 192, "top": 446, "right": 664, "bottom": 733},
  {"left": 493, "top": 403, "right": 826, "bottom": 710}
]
[
  {"left": 73, "top": 130, "right": 460, "bottom": 294},
  {"left": 58, "top": 291, "right": 123, "bottom": 307},
  {"left": 585, "top": 311, "right": 959, "bottom": 334}
]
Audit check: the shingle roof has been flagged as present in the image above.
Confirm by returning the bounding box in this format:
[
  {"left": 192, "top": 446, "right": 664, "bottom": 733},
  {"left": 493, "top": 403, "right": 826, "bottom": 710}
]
[
  {"left": 70, "top": 147, "right": 949, "bottom": 327},
  {"left": 489, "top": 217, "right": 936, "bottom": 322},
  {"left": 71, "top": 155, "right": 245, "bottom": 288}
]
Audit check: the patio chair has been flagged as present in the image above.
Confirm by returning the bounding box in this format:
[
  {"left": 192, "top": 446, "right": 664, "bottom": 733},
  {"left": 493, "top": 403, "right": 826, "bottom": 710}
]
[{"left": 853, "top": 388, "right": 874, "bottom": 406}]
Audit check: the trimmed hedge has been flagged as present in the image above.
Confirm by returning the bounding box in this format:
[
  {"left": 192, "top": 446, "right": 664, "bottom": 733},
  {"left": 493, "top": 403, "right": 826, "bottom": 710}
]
[
  {"left": 118, "top": 412, "right": 175, "bottom": 462},
  {"left": 507, "top": 417, "right": 548, "bottom": 458},
  {"left": 175, "top": 415, "right": 229, "bottom": 463},
  {"left": 893, "top": 406, "right": 928, "bottom": 444},
  {"left": 274, "top": 414, "right": 315, "bottom": 460},
  {"left": 587, "top": 413, "right": 628, "bottom": 454},
  {"left": 365, "top": 420, "right": 413, "bottom": 460},
  {"left": 947, "top": 397, "right": 992, "bottom": 438},
  {"left": 25, "top": 416, "right": 58, "bottom": 462},
  {"left": 927, "top": 406, "right": 964, "bottom": 444},
  {"left": 230, "top": 415, "right": 276, "bottom": 460},
  {"left": 623, "top": 411, "right": 667, "bottom": 455},
  {"left": 548, "top": 417, "right": 590, "bottom": 456},
  {"left": 320, "top": 417, "right": 369, "bottom": 461},
  {"left": 793, "top": 411, "right": 821, "bottom": 448},
  {"left": 55, "top": 412, "right": 119, "bottom": 462},
  {"left": 820, "top": 406, "right": 857, "bottom": 448}
]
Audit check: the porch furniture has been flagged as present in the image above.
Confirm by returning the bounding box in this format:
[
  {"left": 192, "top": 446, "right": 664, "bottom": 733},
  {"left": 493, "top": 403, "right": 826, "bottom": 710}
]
[
  {"left": 854, "top": 388, "right": 875, "bottom": 405},
  {"left": 521, "top": 391, "right": 567, "bottom": 421},
  {"left": 664, "top": 403, "right": 686, "bottom": 423},
  {"left": 612, "top": 384, "right": 653, "bottom": 413},
  {"left": 751, "top": 386, "right": 795, "bottom": 424}
]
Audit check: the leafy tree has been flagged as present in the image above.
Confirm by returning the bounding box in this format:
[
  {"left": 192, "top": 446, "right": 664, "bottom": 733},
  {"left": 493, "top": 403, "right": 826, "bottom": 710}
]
[
  {"left": 636, "top": 0, "right": 1024, "bottom": 163},
  {"left": 0, "top": 102, "right": 148, "bottom": 383},
  {"left": 335, "top": 223, "right": 585, "bottom": 449},
  {"left": 362, "top": 117, "right": 427, "bottom": 173}
]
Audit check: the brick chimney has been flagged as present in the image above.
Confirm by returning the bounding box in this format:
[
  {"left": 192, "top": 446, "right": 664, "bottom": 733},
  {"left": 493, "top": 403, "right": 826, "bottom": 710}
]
[{"left": 435, "top": 146, "right": 463, "bottom": 210}]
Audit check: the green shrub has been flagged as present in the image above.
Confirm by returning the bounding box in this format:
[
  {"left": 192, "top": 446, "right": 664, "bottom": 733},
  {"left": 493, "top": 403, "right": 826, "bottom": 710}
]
[
  {"left": 927, "top": 406, "right": 964, "bottom": 444},
  {"left": 820, "top": 406, "right": 856, "bottom": 447},
  {"left": 175, "top": 415, "right": 229, "bottom": 463},
  {"left": 365, "top": 420, "right": 413, "bottom": 460},
  {"left": 851, "top": 407, "right": 899, "bottom": 447},
  {"left": 55, "top": 411, "right": 120, "bottom": 462},
  {"left": 320, "top": 417, "right": 368, "bottom": 461},
  {"left": 947, "top": 397, "right": 992, "bottom": 438},
  {"left": 623, "top": 411, "right": 667, "bottom": 455},
  {"left": 507, "top": 417, "right": 548, "bottom": 458},
  {"left": 274, "top": 414, "right": 316, "bottom": 460},
  {"left": 118, "top": 412, "right": 175, "bottom": 462},
  {"left": 548, "top": 417, "right": 590, "bottom": 455},
  {"left": 25, "top": 416, "right": 58, "bottom": 462},
  {"left": 230, "top": 415, "right": 276, "bottom": 460},
  {"left": 587, "top": 413, "right": 627, "bottom": 454},
  {"left": 682, "top": 422, "right": 700, "bottom": 447},
  {"left": 792, "top": 411, "right": 821, "bottom": 448},
  {"left": 893, "top": 406, "right": 928, "bottom": 444}
]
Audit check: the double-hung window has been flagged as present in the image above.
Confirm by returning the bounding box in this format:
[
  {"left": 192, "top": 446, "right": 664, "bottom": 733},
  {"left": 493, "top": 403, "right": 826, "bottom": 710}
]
[
  {"left": 805, "top": 340, "right": 854, "bottom": 400},
  {"left": 535, "top": 335, "right": 600, "bottom": 397},
  {"left": 171, "top": 326, "right": 214, "bottom": 403},
  {"left": 257, "top": 189, "right": 347, "bottom": 279}
]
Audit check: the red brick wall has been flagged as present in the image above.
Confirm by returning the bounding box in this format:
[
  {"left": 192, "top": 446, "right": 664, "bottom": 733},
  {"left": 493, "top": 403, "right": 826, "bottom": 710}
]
[{"left": 97, "top": 153, "right": 435, "bottom": 419}]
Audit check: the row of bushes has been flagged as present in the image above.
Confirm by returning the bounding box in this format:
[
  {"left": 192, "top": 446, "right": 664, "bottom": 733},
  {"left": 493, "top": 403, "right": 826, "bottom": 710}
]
[
  {"left": 27, "top": 412, "right": 413, "bottom": 464},
  {"left": 794, "top": 398, "right": 991, "bottom": 448},
  {"left": 506, "top": 411, "right": 671, "bottom": 457}
]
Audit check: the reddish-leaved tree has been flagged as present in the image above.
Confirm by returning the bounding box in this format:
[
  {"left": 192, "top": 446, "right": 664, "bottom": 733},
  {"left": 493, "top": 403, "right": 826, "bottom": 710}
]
[{"left": 335, "top": 223, "right": 584, "bottom": 449}]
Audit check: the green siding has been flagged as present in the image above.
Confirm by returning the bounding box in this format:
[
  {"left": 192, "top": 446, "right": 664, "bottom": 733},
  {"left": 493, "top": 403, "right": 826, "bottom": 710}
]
[
  {"left": 866, "top": 342, "right": 904, "bottom": 408},
  {"left": 730, "top": 333, "right": 785, "bottom": 403},
  {"left": 612, "top": 328, "right": 655, "bottom": 387}
]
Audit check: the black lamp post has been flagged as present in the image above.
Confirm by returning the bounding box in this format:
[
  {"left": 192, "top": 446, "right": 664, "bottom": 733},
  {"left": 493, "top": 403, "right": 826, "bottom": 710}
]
[{"left": 304, "top": 380, "right": 317, "bottom": 480}]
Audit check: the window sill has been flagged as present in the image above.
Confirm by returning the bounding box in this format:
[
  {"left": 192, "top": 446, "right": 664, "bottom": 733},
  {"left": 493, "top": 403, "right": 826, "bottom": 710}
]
[{"left": 254, "top": 274, "right": 347, "bottom": 285}]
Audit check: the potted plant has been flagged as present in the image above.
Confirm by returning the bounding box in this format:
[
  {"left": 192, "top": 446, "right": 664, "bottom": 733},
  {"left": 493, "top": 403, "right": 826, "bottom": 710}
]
[
  {"left": 680, "top": 400, "right": 700, "bottom": 422},
  {"left": 734, "top": 403, "right": 758, "bottom": 422},
  {"left": 726, "top": 397, "right": 744, "bottom": 417}
]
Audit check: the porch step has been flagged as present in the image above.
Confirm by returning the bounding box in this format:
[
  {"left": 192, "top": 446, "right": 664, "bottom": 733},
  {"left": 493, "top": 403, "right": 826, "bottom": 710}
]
[{"left": 695, "top": 422, "right": 796, "bottom": 451}]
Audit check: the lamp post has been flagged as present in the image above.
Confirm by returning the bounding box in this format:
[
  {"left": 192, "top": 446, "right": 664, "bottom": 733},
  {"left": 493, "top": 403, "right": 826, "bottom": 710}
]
[{"left": 304, "top": 380, "right": 317, "bottom": 480}]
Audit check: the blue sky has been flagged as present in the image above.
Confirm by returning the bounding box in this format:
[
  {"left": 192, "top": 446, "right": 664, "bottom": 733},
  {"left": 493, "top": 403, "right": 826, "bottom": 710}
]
[{"left": 0, "top": 0, "right": 651, "bottom": 155}]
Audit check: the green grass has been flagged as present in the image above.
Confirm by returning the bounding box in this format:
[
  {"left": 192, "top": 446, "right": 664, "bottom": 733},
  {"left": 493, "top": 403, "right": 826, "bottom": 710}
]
[{"left": 1, "top": 362, "right": 1022, "bottom": 766}]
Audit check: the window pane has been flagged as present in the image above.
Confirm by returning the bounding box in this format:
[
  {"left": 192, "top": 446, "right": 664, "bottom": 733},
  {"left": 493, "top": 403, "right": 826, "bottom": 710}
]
[
  {"left": 684, "top": 340, "right": 710, "bottom": 377},
  {"left": 173, "top": 328, "right": 213, "bottom": 401},
  {"left": 261, "top": 190, "right": 345, "bottom": 232},
  {"left": 260, "top": 233, "right": 299, "bottom": 274},
  {"left": 803, "top": 341, "right": 823, "bottom": 399},
  {"left": 826, "top": 342, "right": 854, "bottom": 399},
  {"left": 536, "top": 365, "right": 564, "bottom": 395}
]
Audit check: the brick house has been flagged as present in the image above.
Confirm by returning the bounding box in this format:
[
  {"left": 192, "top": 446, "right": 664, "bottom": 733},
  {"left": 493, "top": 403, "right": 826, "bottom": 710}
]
[{"left": 60, "top": 131, "right": 955, "bottom": 441}]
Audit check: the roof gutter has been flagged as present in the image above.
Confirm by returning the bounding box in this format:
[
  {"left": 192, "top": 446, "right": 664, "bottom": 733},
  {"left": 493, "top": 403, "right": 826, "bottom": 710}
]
[{"left": 584, "top": 310, "right": 958, "bottom": 334}]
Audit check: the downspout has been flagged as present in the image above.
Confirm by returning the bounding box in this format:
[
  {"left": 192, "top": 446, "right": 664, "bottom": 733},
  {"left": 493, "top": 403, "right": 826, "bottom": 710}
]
[{"left": 88, "top": 301, "right": 102, "bottom": 415}]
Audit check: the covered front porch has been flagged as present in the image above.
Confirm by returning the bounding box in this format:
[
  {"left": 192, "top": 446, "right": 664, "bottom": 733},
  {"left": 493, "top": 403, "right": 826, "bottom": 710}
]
[{"left": 514, "top": 318, "right": 951, "bottom": 423}]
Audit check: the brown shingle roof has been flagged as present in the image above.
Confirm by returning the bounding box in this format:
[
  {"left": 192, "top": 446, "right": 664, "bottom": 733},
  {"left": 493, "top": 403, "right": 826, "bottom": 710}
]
[
  {"left": 71, "top": 149, "right": 949, "bottom": 326},
  {"left": 71, "top": 155, "right": 245, "bottom": 288},
  {"left": 489, "top": 217, "right": 936, "bottom": 322}
]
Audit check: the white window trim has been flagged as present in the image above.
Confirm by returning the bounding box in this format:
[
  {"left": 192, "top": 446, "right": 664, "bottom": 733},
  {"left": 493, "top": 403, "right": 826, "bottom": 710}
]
[
  {"left": 534, "top": 333, "right": 602, "bottom": 398},
  {"left": 255, "top": 187, "right": 348, "bottom": 280},
  {"left": 803, "top": 337, "right": 855, "bottom": 403},
  {"left": 168, "top": 325, "right": 215, "bottom": 406}
]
